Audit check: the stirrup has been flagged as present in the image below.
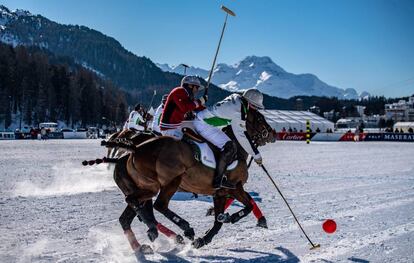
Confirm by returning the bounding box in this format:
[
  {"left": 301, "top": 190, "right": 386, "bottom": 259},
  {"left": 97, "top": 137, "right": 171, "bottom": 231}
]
[{"left": 216, "top": 176, "right": 236, "bottom": 190}]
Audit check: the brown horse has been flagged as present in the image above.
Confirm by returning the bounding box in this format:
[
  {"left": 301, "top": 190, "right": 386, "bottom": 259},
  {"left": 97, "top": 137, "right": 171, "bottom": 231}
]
[{"left": 111, "top": 108, "right": 275, "bottom": 251}]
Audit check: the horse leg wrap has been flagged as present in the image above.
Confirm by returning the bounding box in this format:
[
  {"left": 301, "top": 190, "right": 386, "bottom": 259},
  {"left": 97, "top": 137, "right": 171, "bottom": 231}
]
[
  {"left": 162, "top": 209, "right": 194, "bottom": 240},
  {"left": 119, "top": 206, "right": 136, "bottom": 231},
  {"left": 131, "top": 202, "right": 158, "bottom": 241},
  {"left": 230, "top": 206, "right": 252, "bottom": 224},
  {"left": 250, "top": 198, "right": 264, "bottom": 219},
  {"left": 163, "top": 209, "right": 190, "bottom": 230},
  {"left": 124, "top": 229, "right": 141, "bottom": 252},
  {"left": 157, "top": 223, "right": 176, "bottom": 238}
]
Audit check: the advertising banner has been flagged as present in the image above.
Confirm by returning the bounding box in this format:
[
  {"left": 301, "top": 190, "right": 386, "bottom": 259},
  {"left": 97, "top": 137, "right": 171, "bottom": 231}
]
[
  {"left": 382, "top": 133, "right": 414, "bottom": 142},
  {"left": 363, "top": 133, "right": 383, "bottom": 141},
  {"left": 276, "top": 132, "right": 315, "bottom": 141}
]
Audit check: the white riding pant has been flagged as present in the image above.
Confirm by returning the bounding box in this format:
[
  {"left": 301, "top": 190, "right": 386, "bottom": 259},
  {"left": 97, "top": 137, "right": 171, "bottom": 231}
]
[
  {"left": 193, "top": 120, "right": 231, "bottom": 150},
  {"left": 128, "top": 124, "right": 145, "bottom": 131},
  {"left": 161, "top": 128, "right": 183, "bottom": 139}
]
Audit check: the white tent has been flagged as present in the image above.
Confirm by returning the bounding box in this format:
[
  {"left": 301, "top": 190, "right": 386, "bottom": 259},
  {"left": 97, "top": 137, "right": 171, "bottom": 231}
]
[
  {"left": 260, "top": 110, "right": 334, "bottom": 132},
  {"left": 393, "top": 122, "right": 414, "bottom": 133}
]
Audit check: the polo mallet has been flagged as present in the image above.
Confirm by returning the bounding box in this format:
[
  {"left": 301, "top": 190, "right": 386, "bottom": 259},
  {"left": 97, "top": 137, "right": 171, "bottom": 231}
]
[
  {"left": 180, "top": 63, "right": 189, "bottom": 75},
  {"left": 247, "top": 156, "right": 254, "bottom": 169},
  {"left": 260, "top": 164, "right": 320, "bottom": 250},
  {"left": 146, "top": 90, "right": 156, "bottom": 112},
  {"left": 204, "top": 5, "right": 236, "bottom": 97}
]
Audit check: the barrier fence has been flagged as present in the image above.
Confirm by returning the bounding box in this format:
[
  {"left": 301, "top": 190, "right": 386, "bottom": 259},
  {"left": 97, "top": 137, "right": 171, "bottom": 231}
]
[
  {"left": 2, "top": 131, "right": 414, "bottom": 142},
  {"left": 275, "top": 132, "right": 414, "bottom": 142}
]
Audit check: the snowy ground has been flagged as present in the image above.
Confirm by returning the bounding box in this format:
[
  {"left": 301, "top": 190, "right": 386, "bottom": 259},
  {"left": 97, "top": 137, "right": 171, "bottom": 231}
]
[{"left": 0, "top": 139, "right": 413, "bottom": 262}]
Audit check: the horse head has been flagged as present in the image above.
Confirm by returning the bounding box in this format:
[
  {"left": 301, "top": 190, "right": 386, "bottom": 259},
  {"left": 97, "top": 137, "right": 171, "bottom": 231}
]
[{"left": 245, "top": 108, "right": 275, "bottom": 146}]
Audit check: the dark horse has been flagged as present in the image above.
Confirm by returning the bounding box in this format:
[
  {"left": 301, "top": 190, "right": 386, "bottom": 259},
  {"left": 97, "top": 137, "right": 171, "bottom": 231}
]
[{"left": 109, "top": 107, "right": 275, "bottom": 252}]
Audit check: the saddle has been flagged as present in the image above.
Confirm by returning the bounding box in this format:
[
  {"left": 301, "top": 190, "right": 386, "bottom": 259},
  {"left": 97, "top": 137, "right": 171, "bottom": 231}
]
[{"left": 182, "top": 127, "right": 238, "bottom": 171}]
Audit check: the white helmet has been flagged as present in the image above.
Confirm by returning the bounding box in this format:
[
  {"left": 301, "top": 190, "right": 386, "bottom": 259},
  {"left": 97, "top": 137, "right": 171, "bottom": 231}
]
[
  {"left": 181, "top": 75, "right": 203, "bottom": 89},
  {"left": 242, "top": 89, "right": 264, "bottom": 109}
]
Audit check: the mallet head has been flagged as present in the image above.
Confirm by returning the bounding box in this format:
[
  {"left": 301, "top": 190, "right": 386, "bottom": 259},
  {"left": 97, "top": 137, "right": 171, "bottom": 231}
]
[{"left": 221, "top": 5, "right": 236, "bottom": 17}]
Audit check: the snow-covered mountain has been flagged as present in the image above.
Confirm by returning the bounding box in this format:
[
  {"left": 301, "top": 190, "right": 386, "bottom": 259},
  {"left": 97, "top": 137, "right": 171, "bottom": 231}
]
[
  {"left": 157, "top": 63, "right": 209, "bottom": 78},
  {"left": 0, "top": 5, "right": 30, "bottom": 46},
  {"left": 0, "top": 5, "right": 171, "bottom": 93},
  {"left": 2, "top": 5, "right": 369, "bottom": 101},
  {"left": 158, "top": 56, "right": 369, "bottom": 100}
]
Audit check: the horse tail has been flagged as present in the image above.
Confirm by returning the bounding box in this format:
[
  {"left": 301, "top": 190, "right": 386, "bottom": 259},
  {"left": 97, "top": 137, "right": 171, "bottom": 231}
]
[
  {"left": 82, "top": 157, "right": 119, "bottom": 166},
  {"left": 101, "top": 140, "right": 136, "bottom": 152}
]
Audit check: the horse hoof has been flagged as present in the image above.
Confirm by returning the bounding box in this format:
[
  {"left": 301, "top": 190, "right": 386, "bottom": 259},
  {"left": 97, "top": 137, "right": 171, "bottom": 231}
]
[
  {"left": 139, "top": 244, "right": 154, "bottom": 254},
  {"left": 205, "top": 207, "right": 214, "bottom": 216},
  {"left": 175, "top": 235, "right": 185, "bottom": 244},
  {"left": 184, "top": 228, "right": 195, "bottom": 241},
  {"left": 192, "top": 238, "right": 205, "bottom": 249},
  {"left": 217, "top": 213, "right": 231, "bottom": 223},
  {"left": 147, "top": 228, "right": 158, "bottom": 242},
  {"left": 257, "top": 216, "right": 268, "bottom": 229}
]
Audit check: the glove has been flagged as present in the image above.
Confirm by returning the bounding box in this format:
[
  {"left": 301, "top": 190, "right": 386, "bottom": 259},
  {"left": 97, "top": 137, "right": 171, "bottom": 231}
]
[
  {"left": 184, "top": 111, "right": 195, "bottom": 120},
  {"left": 254, "top": 154, "right": 263, "bottom": 166},
  {"left": 198, "top": 95, "right": 208, "bottom": 105}
]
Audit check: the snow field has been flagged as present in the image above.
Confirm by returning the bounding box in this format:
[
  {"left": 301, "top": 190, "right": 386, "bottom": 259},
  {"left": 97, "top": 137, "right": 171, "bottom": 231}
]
[{"left": 0, "top": 140, "right": 413, "bottom": 262}]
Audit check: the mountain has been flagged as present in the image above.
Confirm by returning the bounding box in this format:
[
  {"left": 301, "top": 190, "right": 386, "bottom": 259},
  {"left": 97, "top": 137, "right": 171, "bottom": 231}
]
[
  {"left": 2, "top": 4, "right": 378, "bottom": 117},
  {"left": 157, "top": 63, "right": 209, "bottom": 78},
  {"left": 0, "top": 43, "right": 129, "bottom": 129},
  {"left": 0, "top": 5, "right": 238, "bottom": 106},
  {"left": 0, "top": 5, "right": 167, "bottom": 91},
  {"left": 158, "top": 56, "right": 369, "bottom": 100}
]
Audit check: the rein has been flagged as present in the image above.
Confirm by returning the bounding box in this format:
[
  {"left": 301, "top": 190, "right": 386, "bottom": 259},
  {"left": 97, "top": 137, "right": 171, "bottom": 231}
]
[{"left": 245, "top": 110, "right": 272, "bottom": 144}]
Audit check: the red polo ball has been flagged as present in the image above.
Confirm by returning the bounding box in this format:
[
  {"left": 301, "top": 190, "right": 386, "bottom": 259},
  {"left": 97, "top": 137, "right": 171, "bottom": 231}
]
[{"left": 323, "top": 219, "right": 337, "bottom": 234}]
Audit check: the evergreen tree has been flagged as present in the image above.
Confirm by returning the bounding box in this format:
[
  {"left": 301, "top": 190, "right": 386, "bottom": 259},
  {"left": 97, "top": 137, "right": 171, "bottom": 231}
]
[{"left": 0, "top": 43, "right": 129, "bottom": 129}]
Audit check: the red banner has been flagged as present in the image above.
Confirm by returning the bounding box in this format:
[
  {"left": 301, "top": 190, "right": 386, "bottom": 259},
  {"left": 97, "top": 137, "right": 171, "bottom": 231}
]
[{"left": 339, "top": 132, "right": 367, "bottom": 141}]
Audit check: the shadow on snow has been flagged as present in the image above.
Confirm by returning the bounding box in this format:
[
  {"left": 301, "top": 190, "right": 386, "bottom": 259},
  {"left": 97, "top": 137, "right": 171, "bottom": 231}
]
[
  {"left": 171, "top": 191, "right": 262, "bottom": 206},
  {"left": 135, "top": 246, "right": 299, "bottom": 263}
]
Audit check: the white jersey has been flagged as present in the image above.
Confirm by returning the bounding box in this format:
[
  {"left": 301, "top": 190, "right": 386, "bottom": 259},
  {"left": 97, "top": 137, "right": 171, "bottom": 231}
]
[
  {"left": 196, "top": 94, "right": 258, "bottom": 157},
  {"left": 151, "top": 104, "right": 163, "bottom": 133},
  {"left": 127, "top": 110, "right": 145, "bottom": 131}
]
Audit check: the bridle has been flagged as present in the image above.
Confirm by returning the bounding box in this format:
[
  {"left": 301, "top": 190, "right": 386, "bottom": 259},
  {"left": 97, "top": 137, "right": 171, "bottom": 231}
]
[{"left": 246, "top": 109, "right": 273, "bottom": 145}]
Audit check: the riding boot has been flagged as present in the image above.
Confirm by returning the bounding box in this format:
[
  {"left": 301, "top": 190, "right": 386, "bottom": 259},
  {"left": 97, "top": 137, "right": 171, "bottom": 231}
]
[
  {"left": 212, "top": 154, "right": 232, "bottom": 189},
  {"left": 212, "top": 141, "right": 237, "bottom": 189}
]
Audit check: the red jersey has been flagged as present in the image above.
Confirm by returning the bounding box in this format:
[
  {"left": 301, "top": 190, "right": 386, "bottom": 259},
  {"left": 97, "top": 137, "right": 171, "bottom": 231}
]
[{"left": 160, "top": 87, "right": 204, "bottom": 130}]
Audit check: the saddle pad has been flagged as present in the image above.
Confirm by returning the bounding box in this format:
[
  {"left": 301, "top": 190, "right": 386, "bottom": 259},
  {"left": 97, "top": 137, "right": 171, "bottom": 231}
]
[{"left": 192, "top": 140, "right": 238, "bottom": 170}]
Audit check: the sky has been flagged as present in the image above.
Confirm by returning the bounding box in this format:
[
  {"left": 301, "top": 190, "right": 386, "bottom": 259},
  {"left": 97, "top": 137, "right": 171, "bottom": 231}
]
[{"left": 1, "top": 0, "right": 414, "bottom": 98}]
